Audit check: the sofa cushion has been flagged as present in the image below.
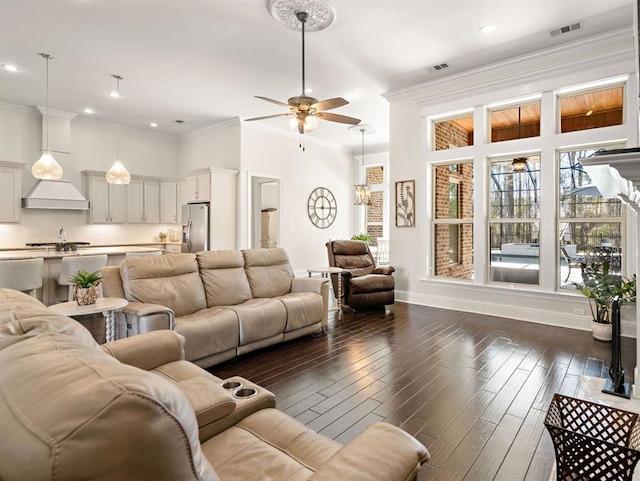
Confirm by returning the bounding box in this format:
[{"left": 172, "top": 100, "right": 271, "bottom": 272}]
[
  {"left": 242, "top": 248, "right": 293, "bottom": 298},
  {"left": 277, "top": 292, "right": 324, "bottom": 332},
  {"left": 174, "top": 307, "right": 240, "bottom": 363},
  {"left": 201, "top": 408, "right": 341, "bottom": 480},
  {"left": 197, "top": 251, "right": 252, "bottom": 307},
  {"left": 229, "top": 298, "right": 287, "bottom": 345},
  {"left": 0, "top": 332, "right": 218, "bottom": 481},
  {"left": 121, "top": 254, "right": 206, "bottom": 317}
]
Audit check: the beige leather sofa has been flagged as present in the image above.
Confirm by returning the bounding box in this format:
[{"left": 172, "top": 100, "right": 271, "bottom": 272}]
[
  {"left": 101, "top": 248, "right": 330, "bottom": 368},
  {"left": 0, "top": 288, "right": 429, "bottom": 480}
]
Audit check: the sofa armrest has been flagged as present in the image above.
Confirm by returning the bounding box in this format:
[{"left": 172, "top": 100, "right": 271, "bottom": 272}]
[
  {"left": 291, "top": 277, "right": 328, "bottom": 294},
  {"left": 308, "top": 423, "right": 429, "bottom": 481},
  {"left": 373, "top": 265, "right": 395, "bottom": 275},
  {"left": 122, "top": 301, "right": 175, "bottom": 331},
  {"left": 101, "top": 330, "right": 185, "bottom": 370}
]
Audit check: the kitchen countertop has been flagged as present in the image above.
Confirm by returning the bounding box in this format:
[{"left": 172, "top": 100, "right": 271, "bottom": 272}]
[{"left": 0, "top": 245, "right": 165, "bottom": 260}]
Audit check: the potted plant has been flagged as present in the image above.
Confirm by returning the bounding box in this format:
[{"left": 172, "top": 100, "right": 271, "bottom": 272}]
[
  {"left": 68, "top": 269, "right": 103, "bottom": 305},
  {"left": 351, "top": 233, "right": 372, "bottom": 244},
  {"left": 158, "top": 231, "right": 168, "bottom": 243},
  {"left": 575, "top": 261, "right": 636, "bottom": 341}
]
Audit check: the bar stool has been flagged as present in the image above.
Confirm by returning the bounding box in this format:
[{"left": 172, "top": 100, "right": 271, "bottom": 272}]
[
  {"left": 57, "top": 255, "right": 108, "bottom": 302},
  {"left": 0, "top": 258, "right": 44, "bottom": 297}
]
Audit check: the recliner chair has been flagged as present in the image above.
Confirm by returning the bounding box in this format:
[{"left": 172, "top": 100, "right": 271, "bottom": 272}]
[{"left": 326, "top": 239, "right": 395, "bottom": 310}]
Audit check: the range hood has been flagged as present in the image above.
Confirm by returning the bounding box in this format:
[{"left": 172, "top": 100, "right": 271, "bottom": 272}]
[
  {"left": 580, "top": 148, "right": 640, "bottom": 211},
  {"left": 22, "top": 180, "right": 89, "bottom": 211}
]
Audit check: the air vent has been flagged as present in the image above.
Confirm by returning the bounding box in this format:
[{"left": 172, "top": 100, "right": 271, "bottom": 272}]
[
  {"left": 432, "top": 63, "right": 450, "bottom": 71},
  {"left": 173, "top": 119, "right": 185, "bottom": 124},
  {"left": 550, "top": 22, "right": 581, "bottom": 37}
]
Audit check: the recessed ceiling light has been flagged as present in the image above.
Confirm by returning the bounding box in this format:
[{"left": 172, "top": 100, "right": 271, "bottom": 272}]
[
  {"left": 305, "top": 87, "right": 313, "bottom": 94},
  {"left": 480, "top": 25, "right": 496, "bottom": 34},
  {"left": 83, "top": 107, "right": 94, "bottom": 114},
  {"left": 108, "top": 91, "right": 119, "bottom": 98},
  {"left": 1, "top": 64, "right": 19, "bottom": 72},
  {"left": 150, "top": 122, "right": 158, "bottom": 128}
]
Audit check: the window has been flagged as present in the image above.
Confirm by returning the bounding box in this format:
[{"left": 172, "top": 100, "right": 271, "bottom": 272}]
[
  {"left": 433, "top": 161, "right": 473, "bottom": 279},
  {"left": 558, "top": 146, "right": 623, "bottom": 287},
  {"left": 489, "top": 155, "right": 541, "bottom": 285},
  {"left": 433, "top": 113, "right": 474, "bottom": 150},
  {"left": 365, "top": 166, "right": 384, "bottom": 246},
  {"left": 559, "top": 85, "right": 623, "bottom": 133},
  {"left": 490, "top": 101, "right": 540, "bottom": 143}
]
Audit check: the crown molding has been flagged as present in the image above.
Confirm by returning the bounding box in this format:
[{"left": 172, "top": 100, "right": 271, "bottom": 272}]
[
  {"left": 385, "top": 28, "right": 635, "bottom": 106},
  {"left": 35, "top": 106, "right": 77, "bottom": 120},
  {"left": 0, "top": 101, "right": 37, "bottom": 114}
]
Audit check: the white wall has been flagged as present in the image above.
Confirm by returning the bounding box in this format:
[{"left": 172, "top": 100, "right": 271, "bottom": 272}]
[
  {"left": 0, "top": 103, "right": 180, "bottom": 248},
  {"left": 386, "top": 29, "right": 640, "bottom": 335},
  {"left": 178, "top": 119, "right": 241, "bottom": 172},
  {"left": 240, "top": 124, "right": 355, "bottom": 272}
]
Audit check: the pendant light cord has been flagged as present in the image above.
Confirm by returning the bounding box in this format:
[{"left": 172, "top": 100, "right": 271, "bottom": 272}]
[
  {"left": 45, "top": 55, "right": 49, "bottom": 151},
  {"left": 361, "top": 129, "right": 365, "bottom": 181},
  {"left": 116, "top": 76, "right": 120, "bottom": 159}
]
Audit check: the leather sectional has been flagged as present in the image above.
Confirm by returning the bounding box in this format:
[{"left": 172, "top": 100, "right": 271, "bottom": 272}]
[
  {"left": 101, "top": 248, "right": 330, "bottom": 368},
  {"left": 0, "top": 288, "right": 430, "bottom": 480}
]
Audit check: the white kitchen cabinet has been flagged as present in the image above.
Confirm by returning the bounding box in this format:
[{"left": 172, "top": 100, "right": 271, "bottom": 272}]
[
  {"left": 127, "top": 180, "right": 145, "bottom": 223},
  {"left": 185, "top": 172, "right": 210, "bottom": 202},
  {"left": 160, "top": 181, "right": 178, "bottom": 223},
  {"left": 177, "top": 180, "right": 187, "bottom": 223},
  {"left": 127, "top": 180, "right": 159, "bottom": 224},
  {"left": 144, "top": 181, "right": 160, "bottom": 223},
  {"left": 86, "top": 175, "right": 126, "bottom": 224},
  {"left": 0, "top": 162, "right": 22, "bottom": 223}
]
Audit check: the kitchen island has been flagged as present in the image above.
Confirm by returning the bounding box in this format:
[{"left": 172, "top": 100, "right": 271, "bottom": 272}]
[{"left": 0, "top": 245, "right": 164, "bottom": 305}]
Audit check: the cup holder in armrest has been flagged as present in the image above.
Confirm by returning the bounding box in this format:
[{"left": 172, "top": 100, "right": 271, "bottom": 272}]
[
  {"left": 232, "top": 387, "right": 257, "bottom": 399},
  {"left": 221, "top": 380, "right": 242, "bottom": 390}
]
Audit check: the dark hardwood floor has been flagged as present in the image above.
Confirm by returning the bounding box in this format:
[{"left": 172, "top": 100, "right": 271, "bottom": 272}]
[{"left": 210, "top": 302, "right": 636, "bottom": 481}]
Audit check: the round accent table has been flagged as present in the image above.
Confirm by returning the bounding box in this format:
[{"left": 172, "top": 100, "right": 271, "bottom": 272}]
[
  {"left": 48, "top": 297, "right": 128, "bottom": 343},
  {"left": 306, "top": 266, "right": 344, "bottom": 320}
]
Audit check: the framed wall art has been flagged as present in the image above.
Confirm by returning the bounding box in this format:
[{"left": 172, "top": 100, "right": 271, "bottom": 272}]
[{"left": 395, "top": 179, "right": 415, "bottom": 227}]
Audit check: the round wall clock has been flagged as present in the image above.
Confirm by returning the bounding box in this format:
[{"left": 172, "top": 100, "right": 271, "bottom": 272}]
[{"left": 307, "top": 187, "right": 337, "bottom": 228}]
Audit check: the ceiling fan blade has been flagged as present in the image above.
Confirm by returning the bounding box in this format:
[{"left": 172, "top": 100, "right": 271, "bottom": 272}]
[
  {"left": 245, "top": 113, "right": 291, "bottom": 122},
  {"left": 317, "top": 112, "right": 361, "bottom": 125},
  {"left": 312, "top": 97, "right": 349, "bottom": 111},
  {"left": 255, "top": 96, "right": 291, "bottom": 108}
]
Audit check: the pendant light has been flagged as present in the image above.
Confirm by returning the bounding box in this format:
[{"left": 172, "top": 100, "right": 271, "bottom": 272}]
[
  {"left": 32, "top": 53, "right": 63, "bottom": 180},
  {"left": 350, "top": 124, "right": 375, "bottom": 206},
  {"left": 106, "top": 74, "right": 131, "bottom": 185}
]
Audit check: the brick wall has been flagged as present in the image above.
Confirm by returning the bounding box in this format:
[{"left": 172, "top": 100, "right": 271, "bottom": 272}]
[
  {"left": 434, "top": 163, "right": 474, "bottom": 279},
  {"left": 434, "top": 120, "right": 472, "bottom": 150}
]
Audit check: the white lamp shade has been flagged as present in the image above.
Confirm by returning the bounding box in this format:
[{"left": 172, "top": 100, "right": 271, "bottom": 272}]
[
  {"left": 32, "top": 151, "right": 63, "bottom": 180},
  {"left": 289, "top": 115, "right": 319, "bottom": 133},
  {"left": 106, "top": 159, "right": 131, "bottom": 185}
]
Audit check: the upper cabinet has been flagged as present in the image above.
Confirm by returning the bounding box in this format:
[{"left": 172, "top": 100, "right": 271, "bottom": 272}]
[
  {"left": 185, "top": 172, "right": 210, "bottom": 202},
  {"left": 126, "top": 180, "right": 159, "bottom": 224},
  {"left": 160, "top": 181, "right": 178, "bottom": 224},
  {"left": 86, "top": 174, "right": 126, "bottom": 224},
  {"left": 0, "top": 162, "right": 22, "bottom": 223}
]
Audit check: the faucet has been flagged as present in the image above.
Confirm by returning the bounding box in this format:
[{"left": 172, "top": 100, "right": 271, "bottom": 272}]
[{"left": 58, "top": 227, "right": 67, "bottom": 244}]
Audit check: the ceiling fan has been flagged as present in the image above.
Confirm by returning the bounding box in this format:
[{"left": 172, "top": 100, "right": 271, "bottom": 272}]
[{"left": 245, "top": 10, "right": 361, "bottom": 135}]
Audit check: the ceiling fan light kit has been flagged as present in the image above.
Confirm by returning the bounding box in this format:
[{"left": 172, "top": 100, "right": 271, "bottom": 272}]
[{"left": 247, "top": 0, "right": 360, "bottom": 145}]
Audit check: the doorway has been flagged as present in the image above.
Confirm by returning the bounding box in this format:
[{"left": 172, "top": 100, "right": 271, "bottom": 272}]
[{"left": 250, "top": 175, "right": 281, "bottom": 249}]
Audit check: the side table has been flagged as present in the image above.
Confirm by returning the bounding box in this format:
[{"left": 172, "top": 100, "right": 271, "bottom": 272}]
[
  {"left": 307, "top": 266, "right": 344, "bottom": 320},
  {"left": 48, "top": 297, "right": 129, "bottom": 343}
]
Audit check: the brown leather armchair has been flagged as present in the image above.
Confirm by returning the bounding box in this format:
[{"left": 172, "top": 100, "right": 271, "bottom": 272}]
[{"left": 326, "top": 240, "right": 395, "bottom": 310}]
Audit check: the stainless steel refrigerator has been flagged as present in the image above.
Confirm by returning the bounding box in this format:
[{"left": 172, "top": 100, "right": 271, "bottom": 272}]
[{"left": 181, "top": 203, "right": 210, "bottom": 252}]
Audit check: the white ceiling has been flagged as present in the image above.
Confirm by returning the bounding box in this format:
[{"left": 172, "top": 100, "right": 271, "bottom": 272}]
[{"left": 0, "top": 0, "right": 634, "bottom": 150}]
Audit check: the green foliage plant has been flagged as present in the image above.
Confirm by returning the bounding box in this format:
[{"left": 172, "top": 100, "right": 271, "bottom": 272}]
[
  {"left": 574, "top": 261, "right": 636, "bottom": 324},
  {"left": 68, "top": 269, "right": 103, "bottom": 288},
  {"left": 351, "top": 233, "right": 372, "bottom": 243}
]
